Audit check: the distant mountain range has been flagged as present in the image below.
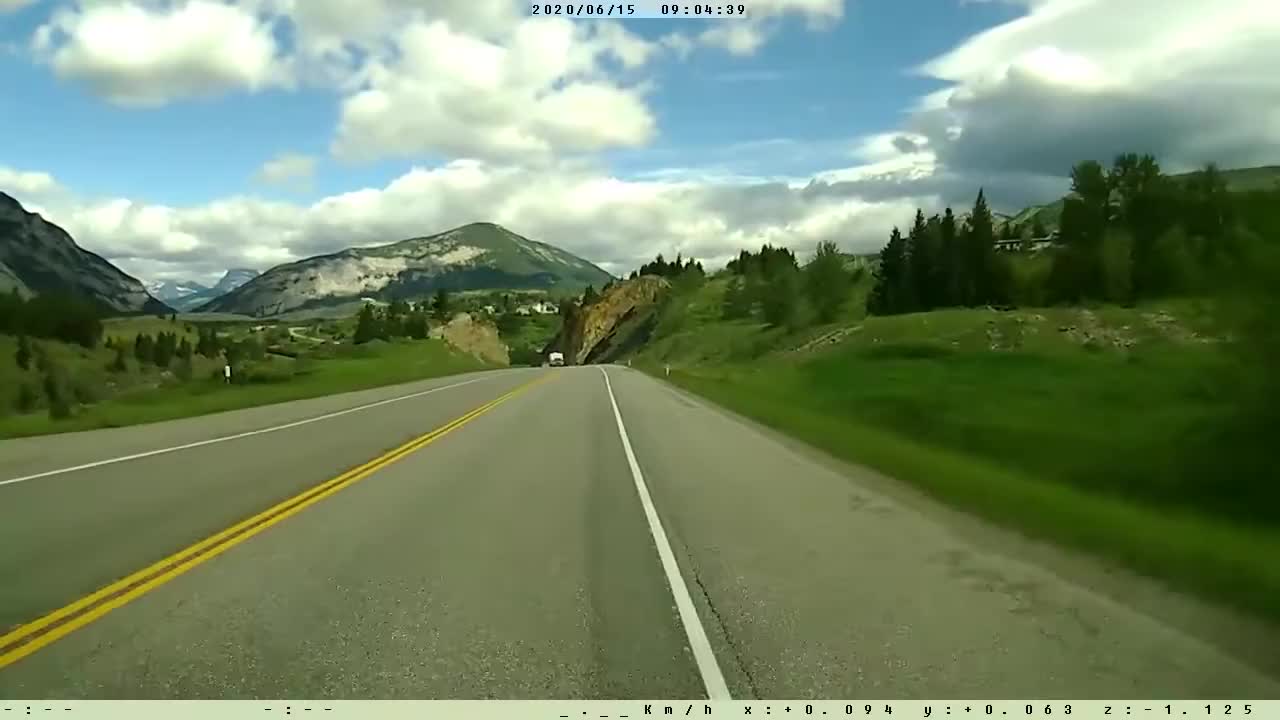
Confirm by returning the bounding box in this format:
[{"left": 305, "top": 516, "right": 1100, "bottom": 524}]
[
  {"left": 198, "top": 222, "right": 614, "bottom": 317},
  {"left": 0, "top": 192, "right": 171, "bottom": 314},
  {"left": 147, "top": 269, "right": 260, "bottom": 311}
]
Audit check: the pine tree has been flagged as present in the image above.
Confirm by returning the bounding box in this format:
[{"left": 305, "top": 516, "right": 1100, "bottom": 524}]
[
  {"left": 906, "top": 209, "right": 939, "bottom": 311},
  {"left": 582, "top": 285, "right": 599, "bottom": 305},
  {"left": 134, "top": 333, "right": 156, "bottom": 364},
  {"left": 1032, "top": 215, "right": 1047, "bottom": 239},
  {"left": 432, "top": 288, "right": 451, "bottom": 323},
  {"left": 354, "top": 304, "right": 379, "bottom": 344},
  {"left": 805, "top": 240, "right": 851, "bottom": 323},
  {"left": 964, "top": 189, "right": 1001, "bottom": 305},
  {"left": 868, "top": 227, "right": 912, "bottom": 315},
  {"left": 405, "top": 311, "right": 429, "bottom": 340}
]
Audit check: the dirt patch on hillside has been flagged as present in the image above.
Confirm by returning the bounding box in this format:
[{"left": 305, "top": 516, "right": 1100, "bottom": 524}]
[{"left": 431, "top": 313, "right": 509, "bottom": 365}]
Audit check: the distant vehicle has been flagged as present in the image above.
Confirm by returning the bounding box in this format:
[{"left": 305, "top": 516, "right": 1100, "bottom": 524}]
[{"left": 548, "top": 351, "right": 565, "bottom": 367}]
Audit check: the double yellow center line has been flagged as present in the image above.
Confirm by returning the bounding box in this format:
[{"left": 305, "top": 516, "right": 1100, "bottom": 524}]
[{"left": 0, "top": 373, "right": 553, "bottom": 669}]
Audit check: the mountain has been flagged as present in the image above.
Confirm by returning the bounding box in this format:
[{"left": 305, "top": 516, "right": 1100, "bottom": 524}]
[
  {"left": 212, "top": 268, "right": 259, "bottom": 294},
  {"left": 0, "top": 192, "right": 171, "bottom": 315},
  {"left": 150, "top": 268, "right": 260, "bottom": 311},
  {"left": 147, "top": 279, "right": 210, "bottom": 303},
  {"left": 199, "top": 222, "right": 614, "bottom": 317}
]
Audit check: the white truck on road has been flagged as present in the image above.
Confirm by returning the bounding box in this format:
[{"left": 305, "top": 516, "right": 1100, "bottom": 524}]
[{"left": 548, "top": 351, "right": 565, "bottom": 367}]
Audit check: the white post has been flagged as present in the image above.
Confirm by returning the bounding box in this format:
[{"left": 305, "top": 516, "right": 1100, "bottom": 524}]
[{"left": 224, "top": 364, "right": 232, "bottom": 384}]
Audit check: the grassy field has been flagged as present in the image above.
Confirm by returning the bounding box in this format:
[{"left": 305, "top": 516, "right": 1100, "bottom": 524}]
[
  {"left": 631, "top": 274, "right": 1280, "bottom": 621},
  {"left": 0, "top": 331, "right": 488, "bottom": 439}
]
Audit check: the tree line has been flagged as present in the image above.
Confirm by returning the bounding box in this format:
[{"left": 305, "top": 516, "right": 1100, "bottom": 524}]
[
  {"left": 867, "top": 154, "right": 1273, "bottom": 316},
  {"left": 720, "top": 242, "right": 861, "bottom": 328},
  {"left": 0, "top": 290, "right": 105, "bottom": 348},
  {"left": 353, "top": 297, "right": 435, "bottom": 345}
]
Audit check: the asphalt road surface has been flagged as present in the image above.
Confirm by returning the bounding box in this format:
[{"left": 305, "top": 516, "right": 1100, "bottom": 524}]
[{"left": 2, "top": 366, "right": 1278, "bottom": 699}]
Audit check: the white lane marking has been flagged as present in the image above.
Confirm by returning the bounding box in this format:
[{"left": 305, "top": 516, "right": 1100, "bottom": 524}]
[
  {"left": 0, "top": 374, "right": 507, "bottom": 488},
  {"left": 599, "top": 366, "right": 733, "bottom": 700}
]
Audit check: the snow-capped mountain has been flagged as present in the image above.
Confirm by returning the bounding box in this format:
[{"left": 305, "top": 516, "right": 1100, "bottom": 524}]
[
  {"left": 212, "top": 268, "right": 259, "bottom": 294},
  {"left": 198, "top": 223, "right": 613, "bottom": 318},
  {"left": 146, "top": 268, "right": 260, "bottom": 312},
  {"left": 146, "top": 279, "right": 210, "bottom": 302}
]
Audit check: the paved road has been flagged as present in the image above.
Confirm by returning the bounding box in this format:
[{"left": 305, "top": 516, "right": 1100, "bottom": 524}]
[{"left": 1, "top": 366, "right": 1278, "bottom": 698}]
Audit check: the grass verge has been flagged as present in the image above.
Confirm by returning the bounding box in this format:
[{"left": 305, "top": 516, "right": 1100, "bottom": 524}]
[
  {"left": 0, "top": 339, "right": 487, "bottom": 438},
  {"left": 649, "top": 361, "right": 1280, "bottom": 624}
]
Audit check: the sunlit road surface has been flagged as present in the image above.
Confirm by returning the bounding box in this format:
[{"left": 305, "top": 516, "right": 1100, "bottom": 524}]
[{"left": 2, "top": 366, "right": 1278, "bottom": 699}]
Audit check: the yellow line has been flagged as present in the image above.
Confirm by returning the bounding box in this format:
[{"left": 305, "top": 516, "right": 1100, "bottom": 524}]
[{"left": 0, "top": 372, "right": 552, "bottom": 669}]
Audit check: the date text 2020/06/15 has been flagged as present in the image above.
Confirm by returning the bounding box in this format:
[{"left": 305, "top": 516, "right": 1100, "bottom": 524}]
[{"left": 530, "top": 4, "right": 750, "bottom": 17}]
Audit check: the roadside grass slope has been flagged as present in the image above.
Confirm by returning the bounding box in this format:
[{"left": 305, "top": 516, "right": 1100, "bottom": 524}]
[
  {"left": 631, "top": 274, "right": 1280, "bottom": 621},
  {"left": 0, "top": 326, "right": 486, "bottom": 438}
]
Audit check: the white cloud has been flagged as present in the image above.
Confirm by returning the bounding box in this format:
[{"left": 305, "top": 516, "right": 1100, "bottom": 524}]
[
  {"left": 36, "top": 1, "right": 283, "bottom": 106},
  {"left": 330, "top": 18, "right": 656, "bottom": 162},
  {"left": 30, "top": 158, "right": 926, "bottom": 284},
  {"left": 907, "top": 0, "right": 1280, "bottom": 175},
  {"left": 0, "top": 166, "right": 63, "bottom": 196},
  {"left": 0, "top": 0, "right": 36, "bottom": 12},
  {"left": 255, "top": 153, "right": 317, "bottom": 186}
]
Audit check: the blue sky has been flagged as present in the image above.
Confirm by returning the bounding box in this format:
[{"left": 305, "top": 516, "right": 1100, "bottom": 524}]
[{"left": 1, "top": 0, "right": 1276, "bottom": 282}]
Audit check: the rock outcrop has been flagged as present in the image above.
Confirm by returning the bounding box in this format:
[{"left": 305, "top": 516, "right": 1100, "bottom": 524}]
[
  {"left": 547, "top": 275, "right": 670, "bottom": 365},
  {"left": 430, "top": 312, "right": 510, "bottom": 366},
  {"left": 0, "top": 192, "right": 170, "bottom": 314}
]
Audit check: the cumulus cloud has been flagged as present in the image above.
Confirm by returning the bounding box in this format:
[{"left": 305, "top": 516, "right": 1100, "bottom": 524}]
[
  {"left": 34, "top": 1, "right": 284, "bottom": 106},
  {"left": 255, "top": 153, "right": 317, "bottom": 187},
  {"left": 331, "top": 18, "right": 657, "bottom": 162},
  {"left": 906, "top": 0, "right": 1280, "bottom": 179},
  {"left": 0, "top": 166, "right": 63, "bottom": 196},
  {"left": 29, "top": 158, "right": 928, "bottom": 284}
]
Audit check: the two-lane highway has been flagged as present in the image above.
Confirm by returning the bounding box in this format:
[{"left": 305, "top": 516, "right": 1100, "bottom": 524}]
[{"left": 2, "top": 366, "right": 1279, "bottom": 698}]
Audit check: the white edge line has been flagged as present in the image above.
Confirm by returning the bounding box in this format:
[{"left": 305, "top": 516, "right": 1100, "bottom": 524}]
[
  {"left": 0, "top": 374, "right": 506, "bottom": 488},
  {"left": 599, "top": 366, "right": 732, "bottom": 700}
]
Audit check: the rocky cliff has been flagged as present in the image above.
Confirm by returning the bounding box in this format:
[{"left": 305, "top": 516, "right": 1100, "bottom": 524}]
[
  {"left": 0, "top": 192, "right": 170, "bottom": 314},
  {"left": 546, "top": 275, "right": 670, "bottom": 365}
]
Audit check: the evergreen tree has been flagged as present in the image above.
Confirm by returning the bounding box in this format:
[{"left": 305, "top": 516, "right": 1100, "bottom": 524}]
[
  {"left": 178, "top": 337, "right": 193, "bottom": 360},
  {"left": 405, "top": 311, "right": 430, "bottom": 340},
  {"left": 134, "top": 333, "right": 155, "bottom": 364},
  {"left": 963, "top": 188, "right": 1003, "bottom": 305},
  {"left": 154, "top": 332, "right": 174, "bottom": 367},
  {"left": 939, "top": 208, "right": 962, "bottom": 306},
  {"left": 15, "top": 333, "right": 32, "bottom": 370},
  {"left": 905, "top": 209, "right": 939, "bottom": 311},
  {"left": 582, "top": 285, "right": 599, "bottom": 305},
  {"left": 354, "top": 304, "right": 379, "bottom": 344},
  {"left": 805, "top": 240, "right": 851, "bottom": 323},
  {"left": 432, "top": 288, "right": 451, "bottom": 322},
  {"left": 761, "top": 267, "right": 801, "bottom": 328},
  {"left": 868, "top": 227, "right": 912, "bottom": 315}
]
